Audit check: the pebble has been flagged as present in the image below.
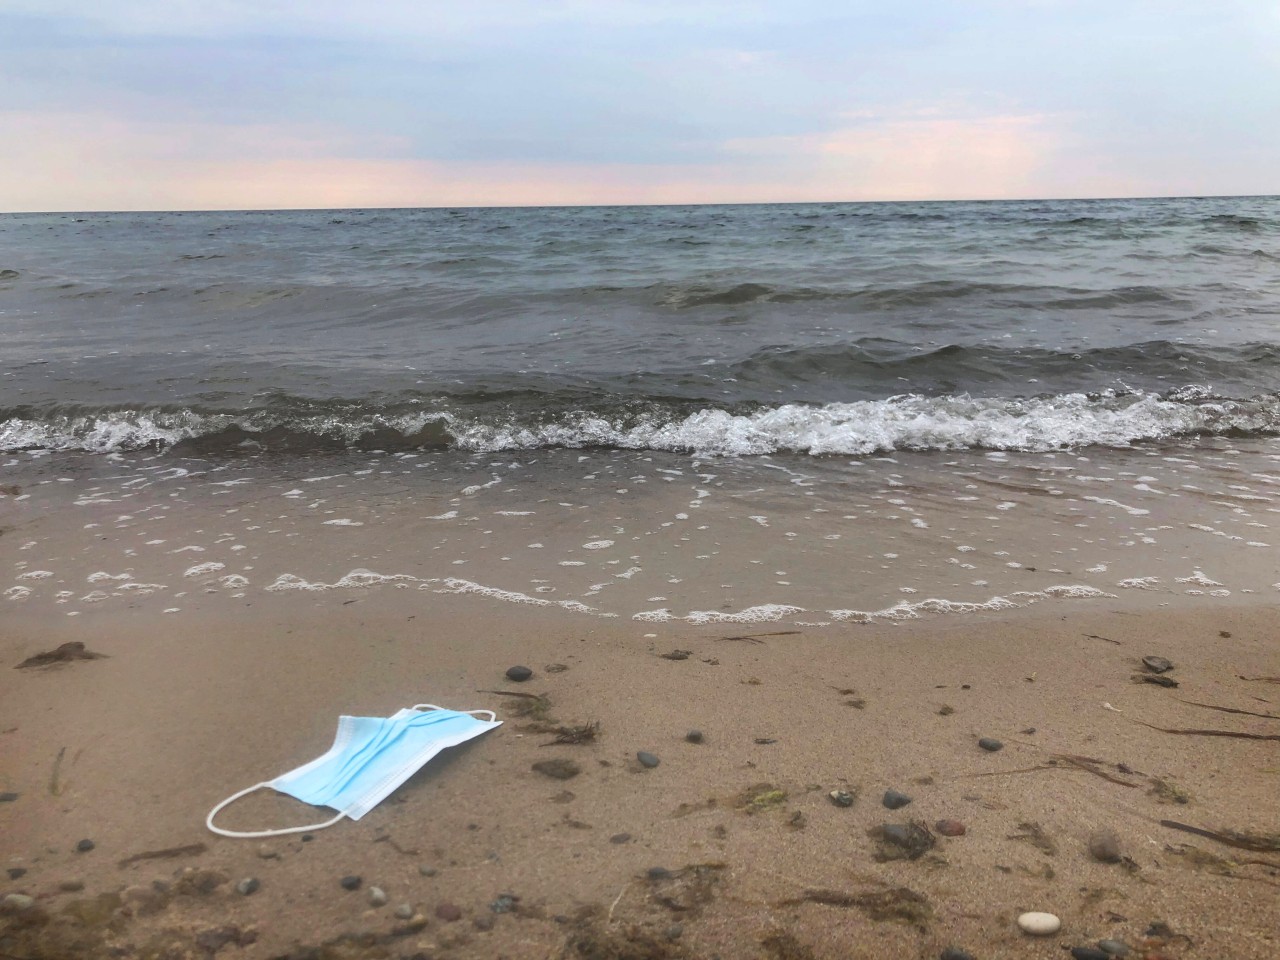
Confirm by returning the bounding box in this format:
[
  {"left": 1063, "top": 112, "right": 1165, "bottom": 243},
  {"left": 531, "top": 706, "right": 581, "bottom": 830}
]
[
  {"left": 505, "top": 665, "right": 533, "bottom": 682},
  {"left": 685, "top": 730, "right": 704, "bottom": 744},
  {"left": 394, "top": 903, "right": 414, "bottom": 920},
  {"left": 7, "top": 868, "right": 27, "bottom": 880},
  {"left": 418, "top": 865, "right": 438, "bottom": 877},
  {"left": 75, "top": 839, "right": 95, "bottom": 853},
  {"left": 0, "top": 792, "right": 18, "bottom": 803},
  {"left": 977, "top": 737, "right": 1004, "bottom": 752},
  {"left": 2, "top": 893, "right": 36, "bottom": 912},
  {"left": 646, "top": 867, "right": 672, "bottom": 880},
  {"left": 340, "top": 875, "right": 362, "bottom": 891},
  {"left": 1088, "top": 828, "right": 1123, "bottom": 863},
  {"left": 490, "top": 893, "right": 518, "bottom": 913},
  {"left": 882, "top": 789, "right": 912, "bottom": 810},
  {"left": 665, "top": 924, "right": 684, "bottom": 940},
  {"left": 935, "top": 819, "right": 966, "bottom": 837},
  {"left": 1142, "top": 656, "right": 1174, "bottom": 674},
  {"left": 532, "top": 758, "right": 581, "bottom": 780},
  {"left": 940, "top": 949, "right": 976, "bottom": 960},
  {"left": 57, "top": 879, "right": 84, "bottom": 893},
  {"left": 1017, "top": 911, "right": 1061, "bottom": 936},
  {"left": 1097, "top": 940, "right": 1130, "bottom": 957},
  {"left": 368, "top": 886, "right": 388, "bottom": 907},
  {"left": 435, "top": 902, "right": 462, "bottom": 922},
  {"left": 1071, "top": 949, "right": 1111, "bottom": 960},
  {"left": 257, "top": 843, "right": 279, "bottom": 860},
  {"left": 236, "top": 878, "right": 260, "bottom": 896},
  {"left": 829, "top": 790, "right": 855, "bottom": 808},
  {"left": 474, "top": 914, "right": 495, "bottom": 931},
  {"left": 609, "top": 833, "right": 632, "bottom": 844},
  {"left": 637, "top": 751, "right": 661, "bottom": 768}
]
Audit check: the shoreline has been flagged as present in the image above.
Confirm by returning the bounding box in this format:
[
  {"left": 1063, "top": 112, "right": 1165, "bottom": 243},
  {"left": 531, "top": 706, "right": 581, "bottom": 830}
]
[{"left": 4, "top": 592, "right": 1278, "bottom": 959}]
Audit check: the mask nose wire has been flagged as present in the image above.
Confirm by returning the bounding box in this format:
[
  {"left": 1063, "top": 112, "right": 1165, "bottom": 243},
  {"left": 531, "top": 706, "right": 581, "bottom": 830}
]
[
  {"left": 206, "top": 782, "right": 347, "bottom": 838},
  {"left": 412, "top": 704, "right": 498, "bottom": 722}
]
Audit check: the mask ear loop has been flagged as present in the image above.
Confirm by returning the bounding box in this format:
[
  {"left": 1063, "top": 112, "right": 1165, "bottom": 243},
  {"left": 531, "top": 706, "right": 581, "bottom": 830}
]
[
  {"left": 412, "top": 704, "right": 498, "bottom": 722},
  {"left": 206, "top": 783, "right": 347, "bottom": 838}
]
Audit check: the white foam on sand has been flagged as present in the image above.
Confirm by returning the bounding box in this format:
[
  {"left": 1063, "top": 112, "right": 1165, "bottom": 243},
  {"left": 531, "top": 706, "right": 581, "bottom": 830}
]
[{"left": 183, "top": 562, "right": 226, "bottom": 578}]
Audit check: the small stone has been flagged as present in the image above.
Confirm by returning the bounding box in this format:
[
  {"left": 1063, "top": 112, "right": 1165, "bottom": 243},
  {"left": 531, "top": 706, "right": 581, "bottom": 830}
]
[
  {"left": 490, "top": 893, "right": 518, "bottom": 913},
  {"left": 646, "top": 867, "right": 672, "bottom": 881},
  {"left": 2, "top": 893, "right": 36, "bottom": 912},
  {"left": 1142, "top": 656, "right": 1173, "bottom": 674},
  {"left": 1071, "top": 949, "right": 1111, "bottom": 960},
  {"left": 609, "top": 833, "right": 632, "bottom": 844},
  {"left": 685, "top": 730, "right": 704, "bottom": 744},
  {"left": 256, "top": 843, "right": 279, "bottom": 859},
  {"left": 1097, "top": 940, "right": 1131, "bottom": 957},
  {"left": 474, "top": 914, "right": 495, "bottom": 931},
  {"left": 940, "top": 949, "right": 976, "bottom": 960},
  {"left": 75, "top": 839, "right": 95, "bottom": 853},
  {"left": 394, "top": 903, "right": 414, "bottom": 920},
  {"left": 0, "top": 792, "right": 18, "bottom": 803},
  {"left": 637, "top": 751, "right": 660, "bottom": 769},
  {"left": 340, "top": 875, "right": 362, "bottom": 891},
  {"left": 1017, "top": 911, "right": 1061, "bottom": 936},
  {"left": 368, "top": 886, "right": 388, "bottom": 907},
  {"left": 418, "top": 865, "right": 438, "bottom": 877},
  {"left": 935, "top": 819, "right": 966, "bottom": 837},
  {"left": 977, "top": 737, "right": 1003, "bottom": 752},
  {"left": 7, "top": 867, "right": 27, "bottom": 880},
  {"left": 301, "top": 833, "right": 314, "bottom": 842},
  {"left": 882, "top": 789, "right": 912, "bottom": 809},
  {"left": 505, "top": 665, "right": 533, "bottom": 682},
  {"left": 435, "top": 902, "right": 462, "bottom": 922},
  {"left": 532, "top": 758, "right": 580, "bottom": 780},
  {"left": 236, "top": 877, "right": 260, "bottom": 896},
  {"left": 829, "top": 790, "right": 855, "bottom": 808},
  {"left": 665, "top": 924, "right": 684, "bottom": 940},
  {"left": 58, "top": 879, "right": 85, "bottom": 893},
  {"left": 1088, "top": 828, "right": 1122, "bottom": 863},
  {"left": 1021, "top": 727, "right": 1037, "bottom": 735}
]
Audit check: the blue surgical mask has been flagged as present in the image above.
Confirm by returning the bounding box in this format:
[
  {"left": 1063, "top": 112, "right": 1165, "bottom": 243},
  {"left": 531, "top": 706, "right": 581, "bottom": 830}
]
[{"left": 207, "top": 704, "right": 501, "bottom": 838}]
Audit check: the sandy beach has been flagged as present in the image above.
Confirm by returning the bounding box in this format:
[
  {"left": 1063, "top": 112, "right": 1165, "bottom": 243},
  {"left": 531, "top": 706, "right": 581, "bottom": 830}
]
[{"left": 4, "top": 588, "right": 1278, "bottom": 959}]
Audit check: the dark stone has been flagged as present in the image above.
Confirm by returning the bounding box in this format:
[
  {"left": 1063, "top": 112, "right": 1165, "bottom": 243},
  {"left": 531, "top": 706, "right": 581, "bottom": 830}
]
[
  {"left": 7, "top": 867, "right": 27, "bottom": 880},
  {"left": 685, "top": 730, "right": 704, "bottom": 744},
  {"left": 935, "top": 819, "right": 966, "bottom": 837},
  {"left": 1097, "top": 941, "right": 1131, "bottom": 957},
  {"left": 872, "top": 822, "right": 936, "bottom": 861},
  {"left": 609, "top": 833, "right": 632, "bottom": 844},
  {"left": 1088, "top": 828, "right": 1122, "bottom": 863},
  {"left": 882, "top": 789, "right": 912, "bottom": 809},
  {"left": 637, "top": 751, "right": 660, "bottom": 769},
  {"left": 977, "top": 737, "right": 1003, "bottom": 752},
  {"left": 474, "top": 915, "right": 495, "bottom": 931},
  {"left": 665, "top": 924, "right": 684, "bottom": 940},
  {"left": 58, "top": 880, "right": 85, "bottom": 893},
  {"left": 646, "top": 867, "right": 672, "bottom": 880},
  {"left": 1021, "top": 727, "right": 1037, "bottom": 735},
  {"left": 195, "top": 926, "right": 255, "bottom": 954},
  {"left": 435, "top": 901, "right": 462, "bottom": 922},
  {"left": 236, "top": 878, "right": 260, "bottom": 896},
  {"left": 1142, "top": 656, "right": 1174, "bottom": 674},
  {"left": 0, "top": 792, "right": 18, "bottom": 803},
  {"left": 941, "top": 949, "right": 976, "bottom": 960},
  {"left": 75, "top": 839, "right": 95, "bottom": 853},
  {"left": 505, "top": 665, "right": 533, "bottom": 682},
  {"left": 301, "top": 834, "right": 314, "bottom": 842},
  {"left": 340, "top": 875, "right": 362, "bottom": 891},
  {"left": 1071, "top": 949, "right": 1111, "bottom": 960},
  {"left": 532, "top": 758, "right": 580, "bottom": 780}
]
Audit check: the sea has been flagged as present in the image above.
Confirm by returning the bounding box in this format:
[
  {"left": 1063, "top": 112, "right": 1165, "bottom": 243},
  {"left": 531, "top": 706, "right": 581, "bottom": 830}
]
[{"left": 3, "top": 196, "right": 1279, "bottom": 625}]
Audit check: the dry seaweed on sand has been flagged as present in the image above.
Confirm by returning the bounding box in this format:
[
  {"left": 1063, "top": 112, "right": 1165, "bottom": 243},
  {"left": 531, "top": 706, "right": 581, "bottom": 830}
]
[
  {"left": 1175, "top": 698, "right": 1280, "bottom": 720},
  {"left": 644, "top": 863, "right": 727, "bottom": 917},
  {"left": 17, "top": 641, "right": 107, "bottom": 669},
  {"left": 1237, "top": 675, "right": 1280, "bottom": 683},
  {"left": 1159, "top": 820, "right": 1280, "bottom": 853},
  {"left": 1148, "top": 777, "right": 1193, "bottom": 805},
  {"left": 538, "top": 721, "right": 601, "bottom": 745},
  {"left": 1049, "top": 753, "right": 1143, "bottom": 787},
  {"left": 733, "top": 783, "right": 788, "bottom": 813},
  {"left": 869, "top": 821, "right": 936, "bottom": 862},
  {"left": 760, "top": 932, "right": 819, "bottom": 960},
  {"left": 1132, "top": 673, "right": 1179, "bottom": 688},
  {"left": 117, "top": 842, "right": 208, "bottom": 868},
  {"left": 1007, "top": 821, "right": 1058, "bottom": 856},
  {"left": 778, "top": 885, "right": 932, "bottom": 931},
  {"left": 476, "top": 688, "right": 552, "bottom": 720},
  {"left": 561, "top": 906, "right": 684, "bottom": 960},
  {"left": 716, "top": 630, "right": 799, "bottom": 643},
  {"left": 1135, "top": 721, "right": 1280, "bottom": 741}
]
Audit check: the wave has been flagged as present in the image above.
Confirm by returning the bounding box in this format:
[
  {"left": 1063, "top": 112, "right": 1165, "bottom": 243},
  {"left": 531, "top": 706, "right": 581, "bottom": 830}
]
[{"left": 4, "top": 388, "right": 1277, "bottom": 457}]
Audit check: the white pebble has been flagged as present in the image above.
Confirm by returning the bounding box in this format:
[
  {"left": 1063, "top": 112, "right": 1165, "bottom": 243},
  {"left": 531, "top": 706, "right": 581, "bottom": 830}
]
[{"left": 1017, "top": 911, "right": 1061, "bottom": 935}]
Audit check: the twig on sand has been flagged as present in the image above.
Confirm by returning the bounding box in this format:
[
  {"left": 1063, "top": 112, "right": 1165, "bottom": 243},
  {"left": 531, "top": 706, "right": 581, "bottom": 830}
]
[
  {"left": 118, "top": 843, "right": 208, "bottom": 868},
  {"left": 1175, "top": 699, "right": 1280, "bottom": 721},
  {"left": 1237, "top": 675, "right": 1280, "bottom": 683},
  {"left": 1159, "top": 820, "right": 1280, "bottom": 854},
  {"left": 716, "top": 631, "right": 800, "bottom": 643},
  {"left": 1085, "top": 633, "right": 1122, "bottom": 644},
  {"left": 1134, "top": 721, "right": 1280, "bottom": 741},
  {"left": 607, "top": 882, "right": 629, "bottom": 923}
]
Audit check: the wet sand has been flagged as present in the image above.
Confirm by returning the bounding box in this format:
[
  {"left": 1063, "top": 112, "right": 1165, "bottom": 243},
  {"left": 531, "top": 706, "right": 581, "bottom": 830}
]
[{"left": 3, "top": 591, "right": 1279, "bottom": 959}]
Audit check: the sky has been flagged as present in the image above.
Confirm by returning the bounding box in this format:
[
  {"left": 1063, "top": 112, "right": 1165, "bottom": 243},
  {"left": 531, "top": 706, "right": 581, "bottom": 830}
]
[{"left": 1, "top": 1, "right": 1277, "bottom": 211}]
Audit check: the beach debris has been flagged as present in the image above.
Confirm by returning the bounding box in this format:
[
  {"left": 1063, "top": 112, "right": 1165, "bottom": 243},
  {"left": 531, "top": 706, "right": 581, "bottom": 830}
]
[
  {"left": 736, "top": 783, "right": 787, "bottom": 813},
  {"left": 685, "top": 729, "right": 704, "bottom": 743},
  {"left": 545, "top": 662, "right": 570, "bottom": 673},
  {"left": 829, "top": 789, "right": 856, "bottom": 808},
  {"left": 1158, "top": 820, "right": 1280, "bottom": 852},
  {"left": 940, "top": 949, "right": 975, "bottom": 960},
  {"left": 16, "top": 641, "right": 107, "bottom": 669},
  {"left": 754, "top": 737, "right": 778, "bottom": 744},
  {"left": 490, "top": 893, "right": 518, "bottom": 913},
  {"left": 1148, "top": 778, "right": 1192, "bottom": 805},
  {"left": 478, "top": 688, "right": 551, "bottom": 720},
  {"left": 533, "top": 758, "right": 581, "bottom": 780},
  {"left": 1102, "top": 702, "right": 1122, "bottom": 713},
  {"left": 2, "top": 893, "right": 36, "bottom": 912},
  {"left": 418, "top": 864, "right": 437, "bottom": 877},
  {"left": 882, "top": 789, "right": 912, "bottom": 809},
  {"left": 117, "top": 842, "right": 207, "bottom": 868},
  {"left": 0, "top": 792, "right": 17, "bottom": 802},
  {"left": 540, "top": 720, "right": 600, "bottom": 745},
  {"left": 1088, "top": 828, "right": 1123, "bottom": 863},
  {"left": 7, "top": 868, "right": 27, "bottom": 879},
  {"left": 645, "top": 862, "right": 726, "bottom": 917},
  {"left": 718, "top": 630, "right": 799, "bottom": 643},
  {"left": 339, "top": 875, "right": 362, "bottom": 891},
  {"left": 194, "top": 926, "right": 257, "bottom": 954},
  {"left": 659, "top": 649, "right": 691, "bottom": 660},
  {"left": 75, "top": 839, "right": 95, "bottom": 853},
  {"left": 1237, "top": 674, "right": 1280, "bottom": 683},
  {"left": 1176, "top": 698, "right": 1280, "bottom": 720},
  {"left": 978, "top": 737, "right": 1004, "bottom": 752},
  {"left": 58, "top": 880, "right": 85, "bottom": 892},
  {"left": 637, "top": 751, "right": 661, "bottom": 769},
  {"left": 937, "top": 704, "right": 955, "bottom": 716},
  {"left": 235, "top": 877, "right": 260, "bottom": 896},
  {"left": 368, "top": 886, "right": 388, "bottom": 907},
  {"left": 1017, "top": 911, "right": 1061, "bottom": 935},
  {"left": 435, "top": 902, "right": 462, "bottom": 922},
  {"left": 394, "top": 903, "right": 414, "bottom": 919},
  {"left": 870, "top": 821, "right": 936, "bottom": 861},
  {"left": 1133, "top": 673, "right": 1178, "bottom": 688},
  {"left": 1142, "top": 656, "right": 1174, "bottom": 674},
  {"left": 1008, "top": 821, "right": 1057, "bottom": 856},
  {"left": 505, "top": 665, "right": 533, "bottom": 682},
  {"left": 1051, "top": 753, "right": 1142, "bottom": 787},
  {"left": 1071, "top": 948, "right": 1111, "bottom": 960},
  {"left": 1097, "top": 940, "right": 1131, "bottom": 956},
  {"left": 257, "top": 843, "right": 279, "bottom": 860},
  {"left": 1135, "top": 721, "right": 1280, "bottom": 741},
  {"left": 935, "top": 819, "right": 966, "bottom": 837},
  {"left": 610, "top": 833, "right": 632, "bottom": 844},
  {"left": 779, "top": 885, "right": 932, "bottom": 931}
]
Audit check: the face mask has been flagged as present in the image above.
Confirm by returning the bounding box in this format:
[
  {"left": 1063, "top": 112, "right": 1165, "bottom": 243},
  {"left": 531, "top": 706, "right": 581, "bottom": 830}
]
[{"left": 207, "top": 704, "right": 501, "bottom": 838}]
